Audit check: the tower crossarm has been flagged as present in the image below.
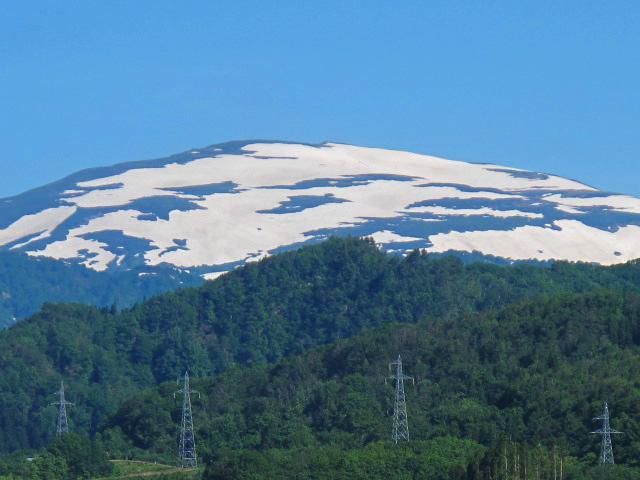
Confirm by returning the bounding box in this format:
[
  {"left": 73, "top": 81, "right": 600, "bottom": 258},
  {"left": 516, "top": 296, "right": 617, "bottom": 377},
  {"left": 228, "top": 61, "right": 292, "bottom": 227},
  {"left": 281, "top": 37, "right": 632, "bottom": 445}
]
[
  {"left": 388, "top": 361, "right": 415, "bottom": 384},
  {"left": 388, "top": 374, "right": 415, "bottom": 382},
  {"left": 173, "top": 388, "right": 201, "bottom": 399},
  {"left": 50, "top": 383, "right": 74, "bottom": 406}
]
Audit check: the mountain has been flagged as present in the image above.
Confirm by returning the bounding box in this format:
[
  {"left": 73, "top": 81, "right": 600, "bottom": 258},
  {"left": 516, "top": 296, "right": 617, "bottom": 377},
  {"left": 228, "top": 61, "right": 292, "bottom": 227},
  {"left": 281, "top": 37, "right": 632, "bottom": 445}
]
[
  {"left": 2, "top": 140, "right": 640, "bottom": 279},
  {"left": 110, "top": 288, "right": 640, "bottom": 480},
  {"left": 0, "top": 250, "right": 202, "bottom": 327},
  {"left": 2, "top": 238, "right": 640, "bottom": 453}
]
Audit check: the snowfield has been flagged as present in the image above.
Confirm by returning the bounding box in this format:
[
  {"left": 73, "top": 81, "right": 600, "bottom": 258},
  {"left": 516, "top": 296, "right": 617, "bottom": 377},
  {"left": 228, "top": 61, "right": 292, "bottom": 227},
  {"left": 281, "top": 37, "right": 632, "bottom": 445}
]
[{"left": 0, "top": 141, "right": 638, "bottom": 273}]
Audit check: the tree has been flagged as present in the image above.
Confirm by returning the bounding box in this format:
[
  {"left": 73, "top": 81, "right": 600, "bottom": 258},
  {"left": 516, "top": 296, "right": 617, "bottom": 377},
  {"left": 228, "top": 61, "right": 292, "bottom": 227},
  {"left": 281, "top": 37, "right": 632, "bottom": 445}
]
[{"left": 47, "top": 434, "right": 112, "bottom": 479}]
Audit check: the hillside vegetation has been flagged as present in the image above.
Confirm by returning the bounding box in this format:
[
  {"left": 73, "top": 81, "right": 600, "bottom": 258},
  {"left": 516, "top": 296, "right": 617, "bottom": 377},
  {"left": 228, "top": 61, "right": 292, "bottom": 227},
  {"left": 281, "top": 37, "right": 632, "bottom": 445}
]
[
  {"left": 100, "top": 289, "right": 640, "bottom": 479},
  {"left": 2, "top": 238, "right": 639, "bottom": 451},
  {"left": 0, "top": 238, "right": 640, "bottom": 477},
  {"left": 0, "top": 250, "right": 201, "bottom": 327}
]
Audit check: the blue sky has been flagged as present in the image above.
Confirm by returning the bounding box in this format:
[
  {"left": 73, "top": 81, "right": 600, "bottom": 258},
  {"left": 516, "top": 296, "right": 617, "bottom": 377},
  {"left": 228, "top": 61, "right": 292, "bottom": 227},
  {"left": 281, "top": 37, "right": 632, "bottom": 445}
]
[{"left": 1, "top": 1, "right": 638, "bottom": 197}]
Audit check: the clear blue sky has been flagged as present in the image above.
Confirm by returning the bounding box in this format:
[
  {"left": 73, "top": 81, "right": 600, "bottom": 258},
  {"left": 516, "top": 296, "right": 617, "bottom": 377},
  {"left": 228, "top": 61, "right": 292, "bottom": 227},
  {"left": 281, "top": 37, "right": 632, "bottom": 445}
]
[{"left": 1, "top": 1, "right": 639, "bottom": 197}]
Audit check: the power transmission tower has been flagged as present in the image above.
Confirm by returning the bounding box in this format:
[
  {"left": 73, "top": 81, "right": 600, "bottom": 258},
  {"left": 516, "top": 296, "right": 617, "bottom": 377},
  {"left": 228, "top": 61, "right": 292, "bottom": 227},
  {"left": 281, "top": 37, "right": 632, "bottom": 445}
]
[
  {"left": 591, "top": 401, "right": 622, "bottom": 465},
  {"left": 50, "top": 380, "right": 73, "bottom": 436},
  {"left": 174, "top": 371, "right": 200, "bottom": 468},
  {"left": 387, "top": 355, "right": 414, "bottom": 444}
]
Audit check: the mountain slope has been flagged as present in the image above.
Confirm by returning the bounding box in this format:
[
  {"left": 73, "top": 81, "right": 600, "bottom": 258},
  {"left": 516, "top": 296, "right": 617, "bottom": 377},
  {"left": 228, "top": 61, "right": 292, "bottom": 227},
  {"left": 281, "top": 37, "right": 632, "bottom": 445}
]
[
  {"left": 2, "top": 238, "right": 640, "bottom": 452},
  {"left": 2, "top": 141, "right": 640, "bottom": 276},
  {"left": 0, "top": 250, "right": 202, "bottom": 327},
  {"left": 105, "top": 289, "right": 640, "bottom": 478}
]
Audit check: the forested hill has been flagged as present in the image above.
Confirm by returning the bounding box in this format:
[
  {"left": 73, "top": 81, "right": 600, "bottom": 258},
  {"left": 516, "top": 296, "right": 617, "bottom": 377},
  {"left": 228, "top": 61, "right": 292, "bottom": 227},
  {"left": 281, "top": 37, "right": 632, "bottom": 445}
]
[
  {"left": 2, "top": 238, "right": 640, "bottom": 452},
  {"left": 0, "top": 250, "right": 202, "bottom": 327},
  {"left": 105, "top": 289, "right": 640, "bottom": 479}
]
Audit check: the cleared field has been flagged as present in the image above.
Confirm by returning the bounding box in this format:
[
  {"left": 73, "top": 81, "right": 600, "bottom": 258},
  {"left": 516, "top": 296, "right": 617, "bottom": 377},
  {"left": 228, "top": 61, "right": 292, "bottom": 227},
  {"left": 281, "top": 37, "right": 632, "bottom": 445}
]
[{"left": 94, "top": 460, "right": 201, "bottom": 479}]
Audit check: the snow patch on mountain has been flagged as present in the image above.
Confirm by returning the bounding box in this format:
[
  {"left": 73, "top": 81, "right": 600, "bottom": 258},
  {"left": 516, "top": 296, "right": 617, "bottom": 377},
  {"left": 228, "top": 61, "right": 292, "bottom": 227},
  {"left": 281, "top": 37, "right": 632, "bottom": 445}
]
[
  {"left": 1, "top": 140, "right": 639, "bottom": 273},
  {"left": 428, "top": 220, "right": 640, "bottom": 264},
  {"left": 0, "top": 206, "right": 77, "bottom": 248}
]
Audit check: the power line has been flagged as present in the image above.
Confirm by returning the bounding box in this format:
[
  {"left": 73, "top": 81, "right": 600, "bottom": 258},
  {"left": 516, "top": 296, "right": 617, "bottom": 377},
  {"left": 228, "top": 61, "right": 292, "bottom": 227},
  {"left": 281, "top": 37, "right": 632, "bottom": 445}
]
[
  {"left": 387, "top": 354, "right": 414, "bottom": 444},
  {"left": 50, "top": 380, "right": 73, "bottom": 436},
  {"left": 174, "top": 371, "right": 200, "bottom": 468},
  {"left": 591, "top": 401, "right": 622, "bottom": 465}
]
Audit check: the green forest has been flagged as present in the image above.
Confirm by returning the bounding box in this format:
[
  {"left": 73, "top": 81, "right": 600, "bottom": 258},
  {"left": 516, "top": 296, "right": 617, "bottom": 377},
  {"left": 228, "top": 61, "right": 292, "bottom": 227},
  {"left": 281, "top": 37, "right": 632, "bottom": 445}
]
[
  {"left": 0, "top": 250, "right": 202, "bottom": 327},
  {"left": 101, "top": 288, "right": 640, "bottom": 479},
  {"left": 1, "top": 238, "right": 640, "bottom": 478}
]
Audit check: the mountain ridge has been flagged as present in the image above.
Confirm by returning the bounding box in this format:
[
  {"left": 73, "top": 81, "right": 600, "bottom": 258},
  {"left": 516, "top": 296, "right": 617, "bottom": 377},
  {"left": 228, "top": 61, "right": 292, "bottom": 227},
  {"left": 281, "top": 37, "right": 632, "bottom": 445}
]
[
  {"left": 2, "top": 140, "right": 640, "bottom": 276},
  {"left": 0, "top": 238, "right": 639, "bottom": 478},
  {"left": 0, "top": 249, "right": 202, "bottom": 327},
  {"left": 3, "top": 238, "right": 640, "bottom": 452}
]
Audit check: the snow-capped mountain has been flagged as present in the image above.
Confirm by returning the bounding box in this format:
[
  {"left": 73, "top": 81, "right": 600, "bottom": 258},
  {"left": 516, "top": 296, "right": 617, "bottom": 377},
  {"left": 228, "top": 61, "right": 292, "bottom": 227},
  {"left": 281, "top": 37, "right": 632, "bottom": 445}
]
[{"left": 2, "top": 140, "right": 640, "bottom": 277}]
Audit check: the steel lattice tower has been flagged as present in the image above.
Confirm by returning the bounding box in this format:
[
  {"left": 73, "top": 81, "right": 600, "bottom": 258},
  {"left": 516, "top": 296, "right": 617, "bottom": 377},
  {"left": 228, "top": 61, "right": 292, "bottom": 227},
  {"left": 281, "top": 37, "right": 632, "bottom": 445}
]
[
  {"left": 591, "top": 402, "right": 622, "bottom": 465},
  {"left": 387, "top": 355, "right": 414, "bottom": 444},
  {"left": 50, "top": 380, "right": 73, "bottom": 436},
  {"left": 174, "top": 371, "right": 199, "bottom": 468}
]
